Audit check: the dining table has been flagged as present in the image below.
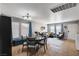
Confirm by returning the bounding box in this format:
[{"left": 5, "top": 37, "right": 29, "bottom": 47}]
[{"left": 26, "top": 36, "right": 46, "bottom": 45}]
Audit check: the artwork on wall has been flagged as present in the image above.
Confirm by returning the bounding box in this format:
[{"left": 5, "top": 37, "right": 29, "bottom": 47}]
[
  {"left": 64, "top": 26, "right": 67, "bottom": 29},
  {"left": 40, "top": 26, "right": 45, "bottom": 31}
]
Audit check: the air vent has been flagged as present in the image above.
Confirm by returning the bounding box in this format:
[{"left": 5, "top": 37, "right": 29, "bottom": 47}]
[{"left": 51, "top": 3, "right": 77, "bottom": 13}]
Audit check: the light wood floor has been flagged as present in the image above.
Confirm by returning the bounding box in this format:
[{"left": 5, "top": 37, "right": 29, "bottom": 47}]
[{"left": 12, "top": 38, "right": 79, "bottom": 56}]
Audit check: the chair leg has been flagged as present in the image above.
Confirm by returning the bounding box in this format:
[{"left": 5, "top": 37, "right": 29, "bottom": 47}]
[
  {"left": 34, "top": 47, "right": 37, "bottom": 56},
  {"left": 44, "top": 44, "right": 48, "bottom": 53},
  {"left": 44, "top": 40, "right": 47, "bottom": 49},
  {"left": 46, "top": 43, "right": 48, "bottom": 49},
  {"left": 22, "top": 45, "right": 24, "bottom": 52},
  {"left": 27, "top": 47, "right": 29, "bottom": 56},
  {"left": 44, "top": 45, "right": 46, "bottom": 53}
]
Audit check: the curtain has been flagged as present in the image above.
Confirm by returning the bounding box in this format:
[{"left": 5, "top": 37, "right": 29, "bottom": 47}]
[{"left": 29, "top": 22, "right": 32, "bottom": 37}]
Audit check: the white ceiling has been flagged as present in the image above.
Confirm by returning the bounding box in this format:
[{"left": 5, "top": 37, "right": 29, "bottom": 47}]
[
  {"left": 0, "top": 3, "right": 61, "bottom": 20},
  {"left": 0, "top": 3, "right": 79, "bottom": 24},
  {"left": 47, "top": 3, "right": 79, "bottom": 24}
]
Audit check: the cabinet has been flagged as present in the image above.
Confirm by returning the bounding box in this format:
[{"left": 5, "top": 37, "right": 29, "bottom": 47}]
[{"left": 0, "top": 15, "right": 12, "bottom": 56}]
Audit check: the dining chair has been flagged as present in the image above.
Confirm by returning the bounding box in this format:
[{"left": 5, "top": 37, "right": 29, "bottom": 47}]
[
  {"left": 38, "top": 36, "right": 47, "bottom": 53},
  {"left": 21, "top": 36, "right": 27, "bottom": 52},
  {"left": 26, "top": 37, "right": 39, "bottom": 56}
]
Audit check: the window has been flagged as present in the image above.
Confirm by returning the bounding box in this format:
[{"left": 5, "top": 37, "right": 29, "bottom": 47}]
[
  {"left": 50, "top": 25, "right": 55, "bottom": 33},
  {"left": 56, "top": 24, "right": 62, "bottom": 34},
  {"left": 21, "top": 23, "right": 29, "bottom": 36},
  {"left": 48, "top": 24, "right": 62, "bottom": 34},
  {"left": 12, "top": 22, "right": 19, "bottom": 38}
]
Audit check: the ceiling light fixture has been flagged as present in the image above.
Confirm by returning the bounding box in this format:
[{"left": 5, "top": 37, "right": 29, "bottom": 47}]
[{"left": 23, "top": 13, "right": 31, "bottom": 21}]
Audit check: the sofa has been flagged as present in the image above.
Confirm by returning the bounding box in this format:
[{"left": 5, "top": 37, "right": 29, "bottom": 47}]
[
  {"left": 12, "top": 37, "right": 26, "bottom": 46},
  {"left": 48, "top": 32, "right": 56, "bottom": 38},
  {"left": 57, "top": 32, "right": 64, "bottom": 39}
]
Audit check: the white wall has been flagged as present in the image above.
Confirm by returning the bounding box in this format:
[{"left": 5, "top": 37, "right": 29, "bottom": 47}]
[{"left": 32, "top": 19, "right": 47, "bottom": 34}]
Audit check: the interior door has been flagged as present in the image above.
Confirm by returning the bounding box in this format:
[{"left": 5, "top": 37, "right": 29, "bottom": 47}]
[{"left": 67, "top": 23, "right": 77, "bottom": 40}]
